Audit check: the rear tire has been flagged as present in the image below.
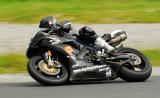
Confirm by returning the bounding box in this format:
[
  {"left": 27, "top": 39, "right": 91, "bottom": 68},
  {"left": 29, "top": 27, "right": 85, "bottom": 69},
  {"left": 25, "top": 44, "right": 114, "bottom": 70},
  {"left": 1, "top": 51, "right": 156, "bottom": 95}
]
[
  {"left": 27, "top": 56, "right": 69, "bottom": 85},
  {"left": 117, "top": 47, "right": 152, "bottom": 82}
]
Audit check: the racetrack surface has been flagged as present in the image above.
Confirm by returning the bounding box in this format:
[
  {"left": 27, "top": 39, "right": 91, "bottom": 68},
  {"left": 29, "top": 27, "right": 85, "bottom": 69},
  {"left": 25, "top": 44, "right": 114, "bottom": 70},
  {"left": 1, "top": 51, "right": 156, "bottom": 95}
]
[
  {"left": 0, "top": 75, "right": 159, "bottom": 98},
  {"left": 0, "top": 23, "right": 160, "bottom": 53}
]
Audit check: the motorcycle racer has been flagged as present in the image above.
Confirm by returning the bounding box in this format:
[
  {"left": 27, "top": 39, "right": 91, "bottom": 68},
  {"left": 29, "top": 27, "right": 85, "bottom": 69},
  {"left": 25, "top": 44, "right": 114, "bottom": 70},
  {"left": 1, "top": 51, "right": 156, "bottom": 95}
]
[{"left": 39, "top": 16, "right": 115, "bottom": 53}]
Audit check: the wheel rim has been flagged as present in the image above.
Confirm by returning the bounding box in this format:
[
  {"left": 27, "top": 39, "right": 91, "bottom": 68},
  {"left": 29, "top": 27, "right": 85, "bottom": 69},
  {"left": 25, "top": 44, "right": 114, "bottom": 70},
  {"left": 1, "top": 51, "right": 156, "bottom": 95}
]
[
  {"left": 38, "top": 60, "right": 61, "bottom": 75},
  {"left": 128, "top": 53, "right": 142, "bottom": 65},
  {"left": 121, "top": 52, "right": 146, "bottom": 72},
  {"left": 34, "top": 58, "right": 66, "bottom": 79}
]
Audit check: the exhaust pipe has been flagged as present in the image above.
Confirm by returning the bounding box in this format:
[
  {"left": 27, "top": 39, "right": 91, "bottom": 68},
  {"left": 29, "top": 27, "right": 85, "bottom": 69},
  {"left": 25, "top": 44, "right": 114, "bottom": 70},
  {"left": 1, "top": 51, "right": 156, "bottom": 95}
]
[{"left": 109, "top": 33, "right": 127, "bottom": 44}]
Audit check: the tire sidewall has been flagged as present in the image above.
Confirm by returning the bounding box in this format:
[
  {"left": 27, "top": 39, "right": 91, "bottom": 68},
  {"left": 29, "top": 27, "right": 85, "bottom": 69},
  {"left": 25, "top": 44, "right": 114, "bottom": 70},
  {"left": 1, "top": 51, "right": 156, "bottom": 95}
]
[
  {"left": 27, "top": 56, "right": 69, "bottom": 85},
  {"left": 116, "top": 47, "right": 152, "bottom": 82}
]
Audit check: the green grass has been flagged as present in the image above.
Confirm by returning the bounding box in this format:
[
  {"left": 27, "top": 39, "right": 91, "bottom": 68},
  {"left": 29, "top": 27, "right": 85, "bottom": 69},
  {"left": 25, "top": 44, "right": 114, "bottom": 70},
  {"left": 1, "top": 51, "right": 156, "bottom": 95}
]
[
  {"left": 0, "top": 49, "right": 159, "bottom": 74},
  {"left": 0, "top": 53, "right": 27, "bottom": 74},
  {"left": 0, "top": 0, "right": 160, "bottom": 23},
  {"left": 141, "top": 49, "right": 160, "bottom": 66}
]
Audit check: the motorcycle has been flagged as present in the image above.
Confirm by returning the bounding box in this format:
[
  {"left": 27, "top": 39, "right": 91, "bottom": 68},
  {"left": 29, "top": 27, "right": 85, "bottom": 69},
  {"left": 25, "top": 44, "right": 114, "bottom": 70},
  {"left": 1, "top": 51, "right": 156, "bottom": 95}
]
[{"left": 26, "top": 22, "right": 152, "bottom": 85}]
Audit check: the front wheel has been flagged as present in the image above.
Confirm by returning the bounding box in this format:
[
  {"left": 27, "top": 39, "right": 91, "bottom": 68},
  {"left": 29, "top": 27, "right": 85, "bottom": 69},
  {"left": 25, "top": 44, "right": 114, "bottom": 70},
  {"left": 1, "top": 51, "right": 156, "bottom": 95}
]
[
  {"left": 117, "top": 47, "right": 152, "bottom": 82},
  {"left": 27, "top": 56, "right": 69, "bottom": 85}
]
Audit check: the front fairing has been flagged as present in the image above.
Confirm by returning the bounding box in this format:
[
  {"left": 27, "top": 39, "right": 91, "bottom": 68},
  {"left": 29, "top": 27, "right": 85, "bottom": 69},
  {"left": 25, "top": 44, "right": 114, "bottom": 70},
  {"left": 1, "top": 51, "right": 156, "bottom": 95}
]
[
  {"left": 28, "top": 31, "right": 49, "bottom": 49},
  {"left": 26, "top": 31, "right": 49, "bottom": 58}
]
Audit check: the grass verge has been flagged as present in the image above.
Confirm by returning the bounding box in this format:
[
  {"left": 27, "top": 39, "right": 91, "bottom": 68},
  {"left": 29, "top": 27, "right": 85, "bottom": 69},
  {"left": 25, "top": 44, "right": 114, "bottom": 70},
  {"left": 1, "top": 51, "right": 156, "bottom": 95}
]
[
  {"left": 0, "top": 53, "right": 27, "bottom": 74},
  {"left": 141, "top": 49, "right": 160, "bottom": 66},
  {"left": 0, "top": 0, "right": 160, "bottom": 23},
  {"left": 0, "top": 48, "right": 159, "bottom": 74}
]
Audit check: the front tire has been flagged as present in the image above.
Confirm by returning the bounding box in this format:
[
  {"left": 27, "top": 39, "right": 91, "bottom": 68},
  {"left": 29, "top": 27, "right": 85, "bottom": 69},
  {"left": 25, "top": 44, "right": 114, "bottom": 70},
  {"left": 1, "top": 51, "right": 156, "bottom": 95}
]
[
  {"left": 27, "top": 56, "right": 69, "bottom": 85},
  {"left": 117, "top": 47, "right": 152, "bottom": 82}
]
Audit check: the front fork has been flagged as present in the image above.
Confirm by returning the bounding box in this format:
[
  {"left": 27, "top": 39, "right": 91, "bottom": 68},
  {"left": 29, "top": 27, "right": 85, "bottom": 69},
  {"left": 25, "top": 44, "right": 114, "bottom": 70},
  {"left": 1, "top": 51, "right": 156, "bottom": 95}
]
[
  {"left": 47, "top": 50, "right": 53, "bottom": 67},
  {"left": 44, "top": 50, "right": 61, "bottom": 68}
]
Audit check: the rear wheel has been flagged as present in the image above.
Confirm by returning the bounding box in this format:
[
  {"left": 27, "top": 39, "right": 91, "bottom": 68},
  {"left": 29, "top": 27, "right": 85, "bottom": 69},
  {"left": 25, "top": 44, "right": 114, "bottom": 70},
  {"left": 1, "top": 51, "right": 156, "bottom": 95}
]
[
  {"left": 27, "top": 56, "right": 69, "bottom": 85},
  {"left": 117, "top": 47, "right": 152, "bottom": 82}
]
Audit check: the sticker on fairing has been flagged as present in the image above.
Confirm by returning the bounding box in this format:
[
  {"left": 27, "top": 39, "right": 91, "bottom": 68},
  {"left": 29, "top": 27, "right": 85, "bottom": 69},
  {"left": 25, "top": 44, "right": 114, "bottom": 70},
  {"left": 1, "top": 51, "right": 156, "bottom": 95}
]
[{"left": 73, "top": 65, "right": 107, "bottom": 73}]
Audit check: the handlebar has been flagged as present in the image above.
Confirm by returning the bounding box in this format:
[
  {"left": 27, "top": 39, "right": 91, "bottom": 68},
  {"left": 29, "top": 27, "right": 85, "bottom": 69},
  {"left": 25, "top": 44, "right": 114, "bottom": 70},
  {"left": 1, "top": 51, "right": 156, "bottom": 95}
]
[{"left": 50, "top": 23, "right": 79, "bottom": 37}]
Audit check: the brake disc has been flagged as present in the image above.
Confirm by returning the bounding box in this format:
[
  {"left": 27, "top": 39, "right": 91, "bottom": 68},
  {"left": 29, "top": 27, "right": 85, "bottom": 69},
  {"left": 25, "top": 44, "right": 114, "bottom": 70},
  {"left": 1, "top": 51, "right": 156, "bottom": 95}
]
[{"left": 38, "top": 60, "right": 60, "bottom": 75}]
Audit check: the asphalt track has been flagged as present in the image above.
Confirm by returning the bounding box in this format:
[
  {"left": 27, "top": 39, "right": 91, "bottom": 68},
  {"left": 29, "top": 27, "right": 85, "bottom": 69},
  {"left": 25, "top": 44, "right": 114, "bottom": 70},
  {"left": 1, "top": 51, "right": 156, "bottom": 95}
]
[{"left": 0, "top": 75, "right": 159, "bottom": 98}]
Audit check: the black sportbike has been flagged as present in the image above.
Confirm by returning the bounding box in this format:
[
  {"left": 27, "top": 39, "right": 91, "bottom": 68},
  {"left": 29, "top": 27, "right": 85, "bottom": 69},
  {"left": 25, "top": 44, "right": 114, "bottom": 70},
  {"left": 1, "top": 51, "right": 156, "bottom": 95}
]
[{"left": 26, "top": 22, "right": 152, "bottom": 85}]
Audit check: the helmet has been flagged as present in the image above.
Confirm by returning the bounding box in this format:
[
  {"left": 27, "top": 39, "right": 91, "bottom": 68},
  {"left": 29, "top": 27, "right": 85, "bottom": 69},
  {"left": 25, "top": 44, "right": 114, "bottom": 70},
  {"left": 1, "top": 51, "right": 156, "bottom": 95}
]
[
  {"left": 39, "top": 16, "right": 57, "bottom": 29},
  {"left": 78, "top": 26, "right": 97, "bottom": 44},
  {"left": 79, "top": 26, "right": 96, "bottom": 37}
]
